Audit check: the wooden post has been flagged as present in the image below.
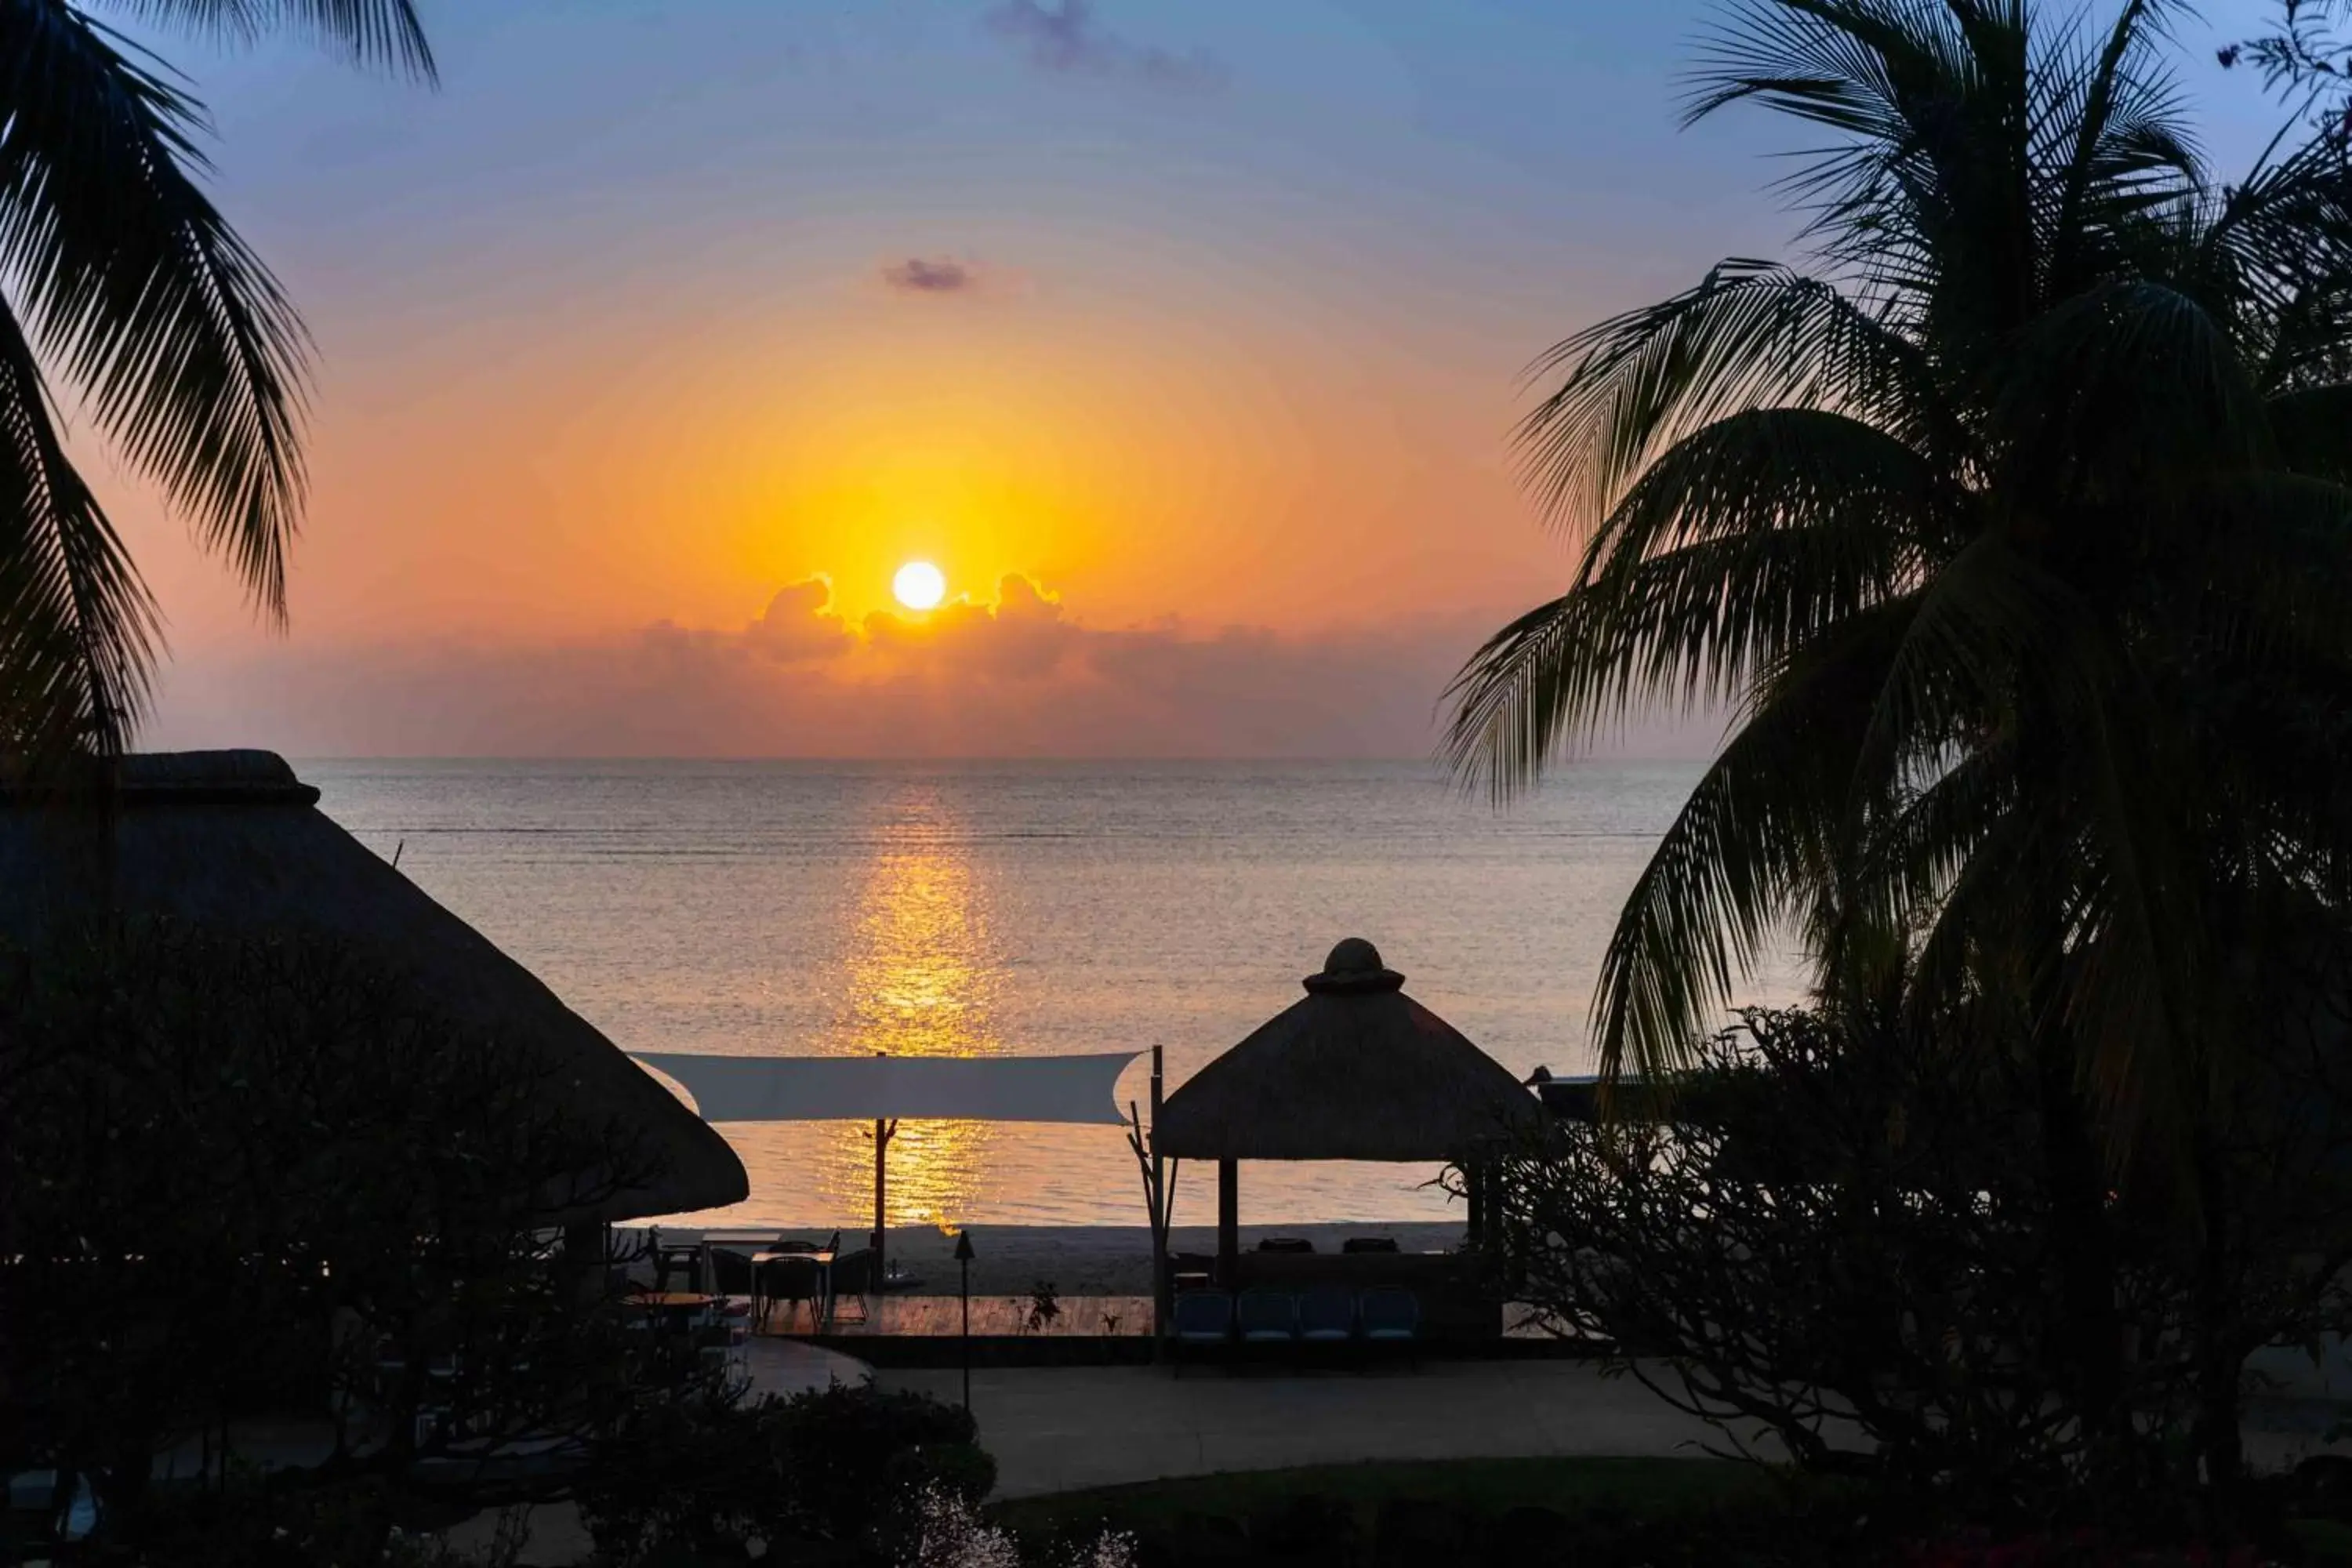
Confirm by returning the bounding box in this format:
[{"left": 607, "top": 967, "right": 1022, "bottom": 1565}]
[
  {"left": 561, "top": 1221, "right": 607, "bottom": 1302},
  {"left": 1150, "top": 1047, "right": 1167, "bottom": 1357},
  {"left": 1465, "top": 1162, "right": 1486, "bottom": 1247},
  {"left": 1217, "top": 1158, "right": 1239, "bottom": 1287},
  {"left": 872, "top": 1117, "right": 898, "bottom": 1284}
]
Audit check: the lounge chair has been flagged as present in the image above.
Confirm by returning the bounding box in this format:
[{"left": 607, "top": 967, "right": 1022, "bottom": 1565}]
[
  {"left": 1170, "top": 1289, "right": 1233, "bottom": 1376},
  {"left": 1298, "top": 1285, "right": 1356, "bottom": 1344},
  {"left": 1237, "top": 1287, "right": 1298, "bottom": 1344},
  {"left": 1256, "top": 1236, "right": 1315, "bottom": 1254},
  {"left": 1360, "top": 1287, "right": 1421, "bottom": 1367},
  {"left": 1340, "top": 1236, "right": 1399, "bottom": 1254}
]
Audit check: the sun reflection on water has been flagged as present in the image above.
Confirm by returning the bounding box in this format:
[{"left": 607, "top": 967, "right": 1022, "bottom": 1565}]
[{"left": 809, "top": 790, "right": 1004, "bottom": 1232}]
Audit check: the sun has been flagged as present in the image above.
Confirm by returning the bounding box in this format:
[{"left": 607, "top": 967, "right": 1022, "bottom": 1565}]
[{"left": 892, "top": 561, "right": 947, "bottom": 612}]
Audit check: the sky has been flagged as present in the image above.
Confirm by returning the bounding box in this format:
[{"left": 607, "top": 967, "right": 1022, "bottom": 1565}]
[{"left": 106, "top": 0, "right": 2285, "bottom": 758}]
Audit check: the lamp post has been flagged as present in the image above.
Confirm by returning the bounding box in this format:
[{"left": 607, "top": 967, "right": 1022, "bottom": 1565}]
[{"left": 953, "top": 1230, "right": 976, "bottom": 1410}]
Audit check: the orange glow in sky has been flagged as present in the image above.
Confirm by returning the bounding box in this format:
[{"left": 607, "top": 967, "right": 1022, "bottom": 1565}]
[{"left": 105, "top": 0, "right": 1974, "bottom": 757}]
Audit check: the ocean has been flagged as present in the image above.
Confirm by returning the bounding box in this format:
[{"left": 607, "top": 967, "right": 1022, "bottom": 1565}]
[{"left": 306, "top": 759, "right": 1800, "bottom": 1232}]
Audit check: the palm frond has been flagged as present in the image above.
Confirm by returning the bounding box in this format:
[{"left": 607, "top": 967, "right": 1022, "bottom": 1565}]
[
  {"left": 0, "top": 2, "right": 311, "bottom": 621},
  {"left": 1588, "top": 595, "right": 1916, "bottom": 1080},
  {"left": 0, "top": 291, "right": 162, "bottom": 758},
  {"left": 1450, "top": 408, "right": 1939, "bottom": 797},
  {"left": 95, "top": 0, "right": 435, "bottom": 80},
  {"left": 1517, "top": 260, "right": 1942, "bottom": 525}
]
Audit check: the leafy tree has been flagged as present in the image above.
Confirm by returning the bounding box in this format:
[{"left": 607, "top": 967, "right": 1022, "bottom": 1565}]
[
  {"left": 1447, "top": 0, "right": 2352, "bottom": 1463},
  {"left": 2222, "top": 0, "right": 2352, "bottom": 139},
  {"left": 0, "top": 0, "right": 430, "bottom": 760}
]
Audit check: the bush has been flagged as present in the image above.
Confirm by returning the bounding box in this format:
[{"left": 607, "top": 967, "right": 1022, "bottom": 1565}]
[
  {"left": 575, "top": 1377, "right": 994, "bottom": 1563},
  {"left": 1485, "top": 1002, "right": 2352, "bottom": 1531}
]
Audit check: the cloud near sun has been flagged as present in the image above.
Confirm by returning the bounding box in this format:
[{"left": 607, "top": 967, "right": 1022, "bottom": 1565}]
[{"left": 152, "top": 575, "right": 1560, "bottom": 759}]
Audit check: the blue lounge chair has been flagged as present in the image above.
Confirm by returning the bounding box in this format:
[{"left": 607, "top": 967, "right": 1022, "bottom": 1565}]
[
  {"left": 1360, "top": 1287, "right": 1421, "bottom": 1364},
  {"left": 1171, "top": 1289, "right": 1234, "bottom": 1376},
  {"left": 1298, "top": 1285, "right": 1356, "bottom": 1344},
  {"left": 1237, "top": 1287, "right": 1298, "bottom": 1344}
]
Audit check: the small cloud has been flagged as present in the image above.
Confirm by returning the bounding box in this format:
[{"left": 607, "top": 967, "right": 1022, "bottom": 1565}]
[
  {"left": 981, "top": 0, "right": 1225, "bottom": 93},
  {"left": 880, "top": 256, "right": 981, "bottom": 295}
]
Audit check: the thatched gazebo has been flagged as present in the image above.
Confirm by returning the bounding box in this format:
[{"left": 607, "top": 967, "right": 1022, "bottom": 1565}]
[
  {"left": 1155, "top": 936, "right": 1538, "bottom": 1284},
  {"left": 0, "top": 750, "right": 746, "bottom": 1222}
]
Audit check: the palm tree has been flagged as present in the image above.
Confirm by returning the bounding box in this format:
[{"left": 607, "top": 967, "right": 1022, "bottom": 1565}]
[
  {"left": 0, "top": 0, "right": 433, "bottom": 761},
  {"left": 1448, "top": 0, "right": 2352, "bottom": 1459}
]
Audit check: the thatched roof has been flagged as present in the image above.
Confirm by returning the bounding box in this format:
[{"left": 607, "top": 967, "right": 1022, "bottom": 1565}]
[
  {"left": 1154, "top": 938, "right": 1540, "bottom": 1162},
  {"left": 0, "top": 750, "right": 746, "bottom": 1221}
]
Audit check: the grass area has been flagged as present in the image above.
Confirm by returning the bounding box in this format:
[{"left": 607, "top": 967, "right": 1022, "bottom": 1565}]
[{"left": 992, "top": 1454, "right": 1778, "bottom": 1536}]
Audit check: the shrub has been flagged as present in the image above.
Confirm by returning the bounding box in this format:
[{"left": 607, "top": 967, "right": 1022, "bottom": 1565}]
[
  {"left": 576, "top": 1377, "right": 994, "bottom": 1563},
  {"left": 1486, "top": 1003, "right": 2352, "bottom": 1530}
]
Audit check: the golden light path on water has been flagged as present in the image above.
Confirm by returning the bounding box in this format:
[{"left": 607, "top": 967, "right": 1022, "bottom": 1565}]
[{"left": 805, "top": 787, "right": 1000, "bottom": 1232}]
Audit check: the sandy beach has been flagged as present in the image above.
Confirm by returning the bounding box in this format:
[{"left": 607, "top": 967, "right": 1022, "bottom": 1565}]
[{"left": 633, "top": 1221, "right": 1471, "bottom": 1297}]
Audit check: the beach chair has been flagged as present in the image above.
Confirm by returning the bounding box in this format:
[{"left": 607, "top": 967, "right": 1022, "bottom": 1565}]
[
  {"left": 1360, "top": 1287, "right": 1421, "bottom": 1369},
  {"left": 1237, "top": 1287, "right": 1298, "bottom": 1346},
  {"left": 1341, "top": 1236, "right": 1399, "bottom": 1254},
  {"left": 1255, "top": 1236, "right": 1315, "bottom": 1254},
  {"left": 1169, "top": 1289, "right": 1233, "bottom": 1377},
  {"left": 1297, "top": 1285, "right": 1356, "bottom": 1345}
]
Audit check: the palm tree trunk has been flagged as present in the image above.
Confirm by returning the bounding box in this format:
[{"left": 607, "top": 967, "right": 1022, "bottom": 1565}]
[
  {"left": 2190, "top": 1130, "right": 2245, "bottom": 1509},
  {"left": 2034, "top": 1009, "right": 2126, "bottom": 1460}
]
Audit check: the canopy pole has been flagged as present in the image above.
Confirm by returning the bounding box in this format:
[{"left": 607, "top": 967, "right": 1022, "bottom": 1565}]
[
  {"left": 872, "top": 1117, "right": 899, "bottom": 1283},
  {"left": 1217, "top": 1158, "right": 1239, "bottom": 1287},
  {"left": 1150, "top": 1047, "right": 1167, "bottom": 1356}
]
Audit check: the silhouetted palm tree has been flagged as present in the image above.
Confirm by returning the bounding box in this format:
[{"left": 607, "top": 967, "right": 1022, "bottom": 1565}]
[
  {"left": 1453, "top": 0, "right": 2352, "bottom": 1124},
  {"left": 1451, "top": 4, "right": 2352, "bottom": 1450},
  {"left": 0, "top": 0, "right": 432, "bottom": 759}
]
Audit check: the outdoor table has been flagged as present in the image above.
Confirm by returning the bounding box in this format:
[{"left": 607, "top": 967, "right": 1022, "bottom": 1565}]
[{"left": 692, "top": 1229, "right": 799, "bottom": 1294}]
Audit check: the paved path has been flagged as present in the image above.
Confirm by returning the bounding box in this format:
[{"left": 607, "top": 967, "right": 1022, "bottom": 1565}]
[
  {"left": 877, "top": 1361, "right": 1773, "bottom": 1499},
  {"left": 745, "top": 1336, "right": 869, "bottom": 1396}
]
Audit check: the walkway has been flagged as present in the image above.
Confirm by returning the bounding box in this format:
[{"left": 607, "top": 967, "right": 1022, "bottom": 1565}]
[{"left": 876, "top": 1360, "right": 1769, "bottom": 1499}]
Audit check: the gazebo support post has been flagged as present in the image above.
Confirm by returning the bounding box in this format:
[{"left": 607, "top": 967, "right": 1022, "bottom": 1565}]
[
  {"left": 1465, "top": 1161, "right": 1486, "bottom": 1247},
  {"left": 1217, "top": 1158, "right": 1239, "bottom": 1287}
]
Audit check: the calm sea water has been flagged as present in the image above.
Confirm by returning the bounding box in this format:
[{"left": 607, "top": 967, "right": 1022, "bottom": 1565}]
[{"left": 305, "top": 759, "right": 1801, "bottom": 1230}]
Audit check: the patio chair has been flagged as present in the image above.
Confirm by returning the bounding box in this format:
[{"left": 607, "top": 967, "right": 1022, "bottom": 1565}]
[
  {"left": 651, "top": 1240, "right": 702, "bottom": 1292},
  {"left": 1359, "top": 1287, "right": 1421, "bottom": 1368},
  {"left": 1236, "top": 1287, "right": 1298, "bottom": 1344},
  {"left": 758, "top": 1254, "right": 825, "bottom": 1332},
  {"left": 826, "top": 1247, "right": 877, "bottom": 1326},
  {"left": 1255, "top": 1236, "right": 1315, "bottom": 1254},
  {"left": 1297, "top": 1285, "right": 1356, "bottom": 1344},
  {"left": 1340, "top": 1236, "right": 1399, "bottom": 1254},
  {"left": 1169, "top": 1289, "right": 1233, "bottom": 1376},
  {"left": 708, "top": 1247, "right": 757, "bottom": 1303}
]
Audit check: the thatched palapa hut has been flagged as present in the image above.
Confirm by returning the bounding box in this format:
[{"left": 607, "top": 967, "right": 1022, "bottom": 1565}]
[
  {"left": 0, "top": 750, "right": 746, "bottom": 1221},
  {"left": 1155, "top": 936, "right": 1538, "bottom": 1285}
]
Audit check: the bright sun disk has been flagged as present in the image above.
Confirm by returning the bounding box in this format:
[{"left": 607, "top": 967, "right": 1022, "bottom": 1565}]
[{"left": 892, "top": 561, "right": 946, "bottom": 611}]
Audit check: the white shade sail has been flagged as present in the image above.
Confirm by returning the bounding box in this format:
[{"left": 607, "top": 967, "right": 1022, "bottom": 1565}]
[{"left": 631, "top": 1051, "right": 1141, "bottom": 1126}]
